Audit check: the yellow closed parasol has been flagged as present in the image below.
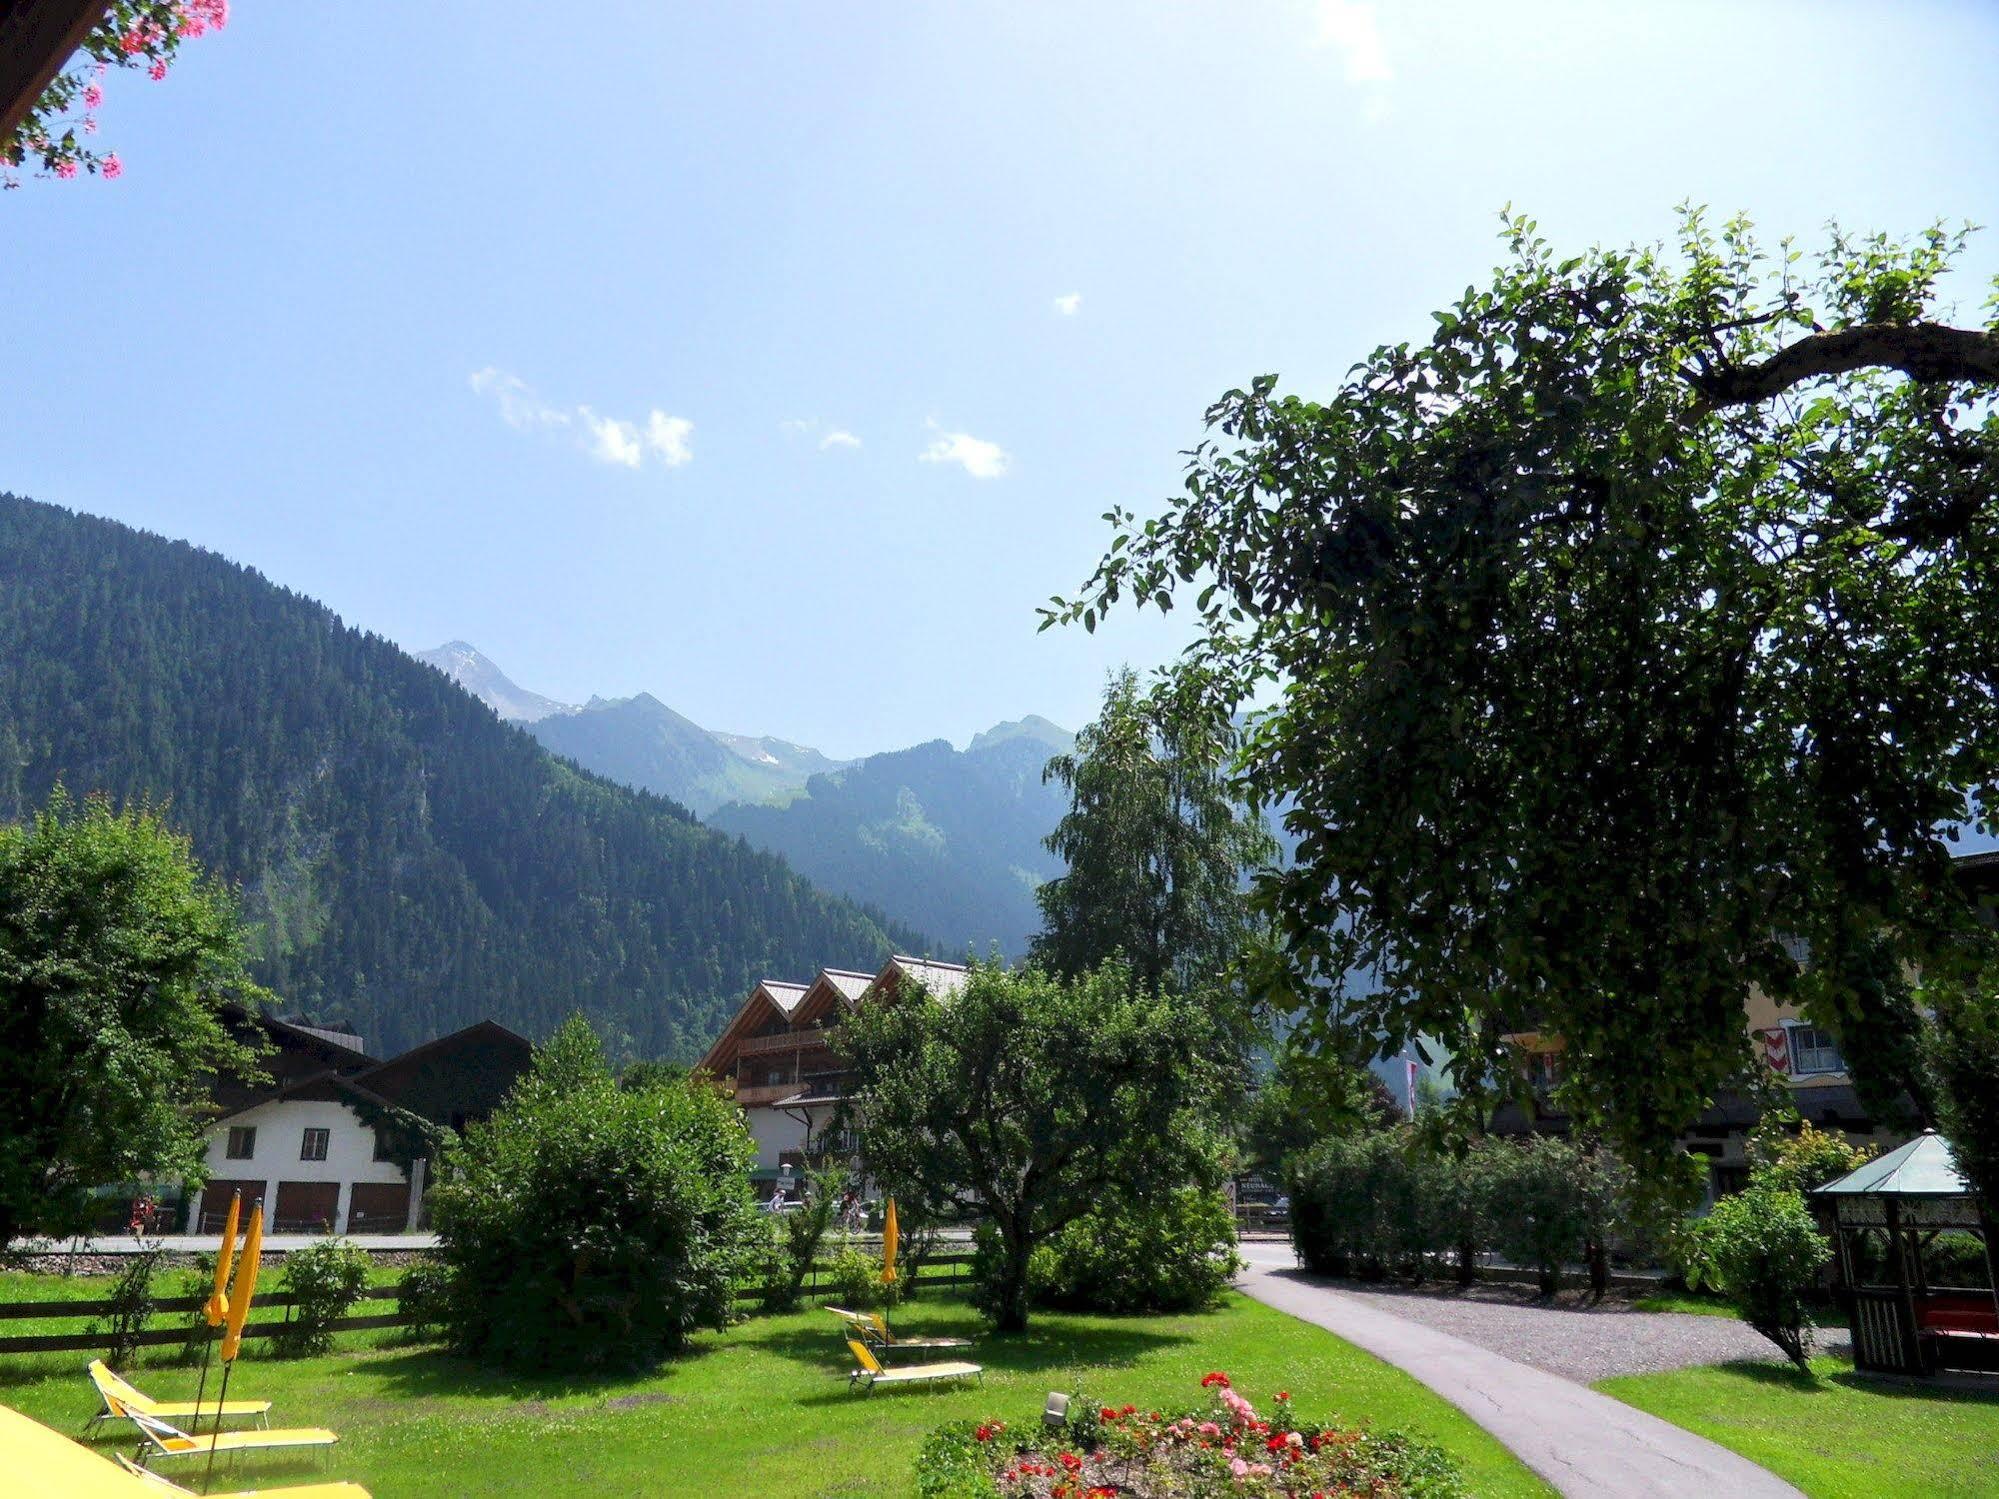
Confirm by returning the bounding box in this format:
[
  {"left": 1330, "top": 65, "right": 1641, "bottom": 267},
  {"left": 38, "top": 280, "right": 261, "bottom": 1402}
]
[{"left": 881, "top": 1197, "right": 899, "bottom": 1284}]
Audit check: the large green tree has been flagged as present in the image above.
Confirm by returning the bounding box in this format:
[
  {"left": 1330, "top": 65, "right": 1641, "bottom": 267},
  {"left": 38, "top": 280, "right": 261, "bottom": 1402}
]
[
  {"left": 1032, "top": 667, "right": 1276, "bottom": 991},
  {"left": 836, "top": 959, "right": 1238, "bottom": 1331},
  {"left": 1050, "top": 210, "right": 1999, "bottom": 1186},
  {"left": 0, "top": 788, "right": 263, "bottom": 1246}
]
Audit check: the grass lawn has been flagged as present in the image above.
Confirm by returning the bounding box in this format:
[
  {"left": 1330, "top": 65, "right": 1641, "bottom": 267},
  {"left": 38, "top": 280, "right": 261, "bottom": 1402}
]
[
  {"left": 1599, "top": 1356, "right": 1999, "bottom": 1498},
  {"left": 1, "top": 1292, "right": 1552, "bottom": 1498},
  {"left": 1630, "top": 1286, "right": 1848, "bottom": 1330}
]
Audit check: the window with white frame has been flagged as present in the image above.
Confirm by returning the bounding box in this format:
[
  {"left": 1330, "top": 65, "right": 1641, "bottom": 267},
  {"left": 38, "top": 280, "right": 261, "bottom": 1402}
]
[
  {"left": 1789, "top": 1024, "right": 1843, "bottom": 1075},
  {"left": 300, "top": 1126, "right": 331, "bottom": 1162}
]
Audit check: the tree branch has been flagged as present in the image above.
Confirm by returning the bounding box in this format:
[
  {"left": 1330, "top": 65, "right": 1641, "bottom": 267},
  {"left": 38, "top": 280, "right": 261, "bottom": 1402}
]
[{"left": 1689, "top": 323, "right": 1999, "bottom": 408}]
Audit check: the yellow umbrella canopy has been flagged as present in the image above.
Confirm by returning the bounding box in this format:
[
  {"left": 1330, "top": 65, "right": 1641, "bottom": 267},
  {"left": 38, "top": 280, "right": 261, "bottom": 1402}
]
[
  {"left": 204, "top": 1191, "right": 241, "bottom": 1326},
  {"left": 219, "top": 1201, "right": 264, "bottom": 1362},
  {"left": 0, "top": 1400, "right": 161, "bottom": 1497},
  {"left": 881, "top": 1198, "right": 900, "bottom": 1284}
]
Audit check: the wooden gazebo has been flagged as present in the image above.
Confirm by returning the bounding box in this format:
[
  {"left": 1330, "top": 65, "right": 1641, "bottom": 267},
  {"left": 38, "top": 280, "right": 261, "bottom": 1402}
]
[{"left": 1814, "top": 1130, "right": 1999, "bottom": 1375}]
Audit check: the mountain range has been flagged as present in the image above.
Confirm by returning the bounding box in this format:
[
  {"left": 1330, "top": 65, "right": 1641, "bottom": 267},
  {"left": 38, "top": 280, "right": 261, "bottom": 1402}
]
[
  {"left": 422, "top": 644, "right": 1075, "bottom": 958},
  {"left": 0, "top": 494, "right": 928, "bottom": 1060}
]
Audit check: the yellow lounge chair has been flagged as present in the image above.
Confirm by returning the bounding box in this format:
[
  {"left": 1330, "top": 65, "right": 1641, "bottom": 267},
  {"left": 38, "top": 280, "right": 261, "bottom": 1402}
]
[
  {"left": 846, "top": 1338, "right": 981, "bottom": 1392},
  {"left": 124, "top": 1410, "right": 338, "bottom": 1470},
  {"left": 826, "top": 1306, "right": 973, "bottom": 1353},
  {"left": 117, "top": 1453, "right": 371, "bottom": 1498},
  {"left": 87, "top": 1361, "right": 272, "bottom": 1436}
]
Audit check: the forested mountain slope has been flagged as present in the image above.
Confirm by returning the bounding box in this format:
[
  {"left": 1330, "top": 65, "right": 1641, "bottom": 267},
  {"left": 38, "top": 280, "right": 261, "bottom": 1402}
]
[
  {"left": 0, "top": 494, "right": 926, "bottom": 1059},
  {"left": 707, "top": 725, "right": 1072, "bottom": 959}
]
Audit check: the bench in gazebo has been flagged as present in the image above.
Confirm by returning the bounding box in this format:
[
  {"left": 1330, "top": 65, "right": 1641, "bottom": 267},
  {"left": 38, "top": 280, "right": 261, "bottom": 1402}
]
[{"left": 1814, "top": 1129, "right": 1999, "bottom": 1376}]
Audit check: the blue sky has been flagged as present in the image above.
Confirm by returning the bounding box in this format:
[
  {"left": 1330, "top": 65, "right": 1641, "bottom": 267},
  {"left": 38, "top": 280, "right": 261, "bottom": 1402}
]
[{"left": 6, "top": 1, "right": 1997, "bottom": 759}]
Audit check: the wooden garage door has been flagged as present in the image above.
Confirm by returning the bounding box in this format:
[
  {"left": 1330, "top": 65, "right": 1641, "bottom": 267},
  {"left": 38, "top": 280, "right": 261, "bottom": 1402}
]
[
  {"left": 347, "top": 1181, "right": 410, "bottom": 1233},
  {"left": 273, "top": 1180, "right": 340, "bottom": 1233},
  {"left": 198, "top": 1179, "right": 264, "bottom": 1234}
]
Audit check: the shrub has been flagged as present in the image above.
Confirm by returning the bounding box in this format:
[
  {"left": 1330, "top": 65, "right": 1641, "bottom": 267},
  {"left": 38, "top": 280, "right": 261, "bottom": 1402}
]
[
  {"left": 760, "top": 1165, "right": 847, "bottom": 1313},
  {"left": 1486, "top": 1136, "right": 1593, "bottom": 1296},
  {"left": 1034, "top": 1186, "right": 1240, "bottom": 1314},
  {"left": 1287, "top": 1129, "right": 1422, "bottom": 1278},
  {"left": 1688, "top": 1185, "right": 1830, "bottom": 1369},
  {"left": 275, "top": 1238, "right": 371, "bottom": 1356},
  {"left": 429, "top": 1018, "right": 764, "bottom": 1371},
  {"left": 1746, "top": 1116, "right": 1874, "bottom": 1196},
  {"left": 91, "top": 1246, "right": 163, "bottom": 1368},
  {"left": 824, "top": 1236, "right": 898, "bottom": 1312},
  {"left": 396, "top": 1254, "right": 452, "bottom": 1342}
]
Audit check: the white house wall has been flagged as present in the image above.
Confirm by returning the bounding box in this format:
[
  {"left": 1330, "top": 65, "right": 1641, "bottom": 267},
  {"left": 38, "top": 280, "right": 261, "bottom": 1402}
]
[{"left": 184, "top": 1098, "right": 407, "bottom": 1234}]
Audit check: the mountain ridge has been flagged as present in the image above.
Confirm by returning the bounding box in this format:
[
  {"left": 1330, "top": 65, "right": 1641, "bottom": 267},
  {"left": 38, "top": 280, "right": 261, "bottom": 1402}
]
[{"left": 0, "top": 494, "right": 930, "bottom": 1061}]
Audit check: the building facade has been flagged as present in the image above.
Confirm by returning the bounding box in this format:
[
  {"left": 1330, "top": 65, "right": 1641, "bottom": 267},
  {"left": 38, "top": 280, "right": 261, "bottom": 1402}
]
[
  {"left": 183, "top": 1013, "right": 532, "bottom": 1234},
  {"left": 696, "top": 955, "right": 969, "bottom": 1195}
]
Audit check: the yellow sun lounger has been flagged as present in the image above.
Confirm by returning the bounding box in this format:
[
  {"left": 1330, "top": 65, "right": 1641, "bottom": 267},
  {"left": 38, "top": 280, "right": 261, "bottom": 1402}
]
[
  {"left": 825, "top": 1306, "right": 973, "bottom": 1353},
  {"left": 0, "top": 1401, "right": 365, "bottom": 1499},
  {"left": 87, "top": 1361, "right": 273, "bottom": 1436},
  {"left": 117, "top": 1453, "right": 371, "bottom": 1498},
  {"left": 125, "top": 1410, "right": 338, "bottom": 1469},
  {"left": 845, "top": 1338, "right": 981, "bottom": 1392}
]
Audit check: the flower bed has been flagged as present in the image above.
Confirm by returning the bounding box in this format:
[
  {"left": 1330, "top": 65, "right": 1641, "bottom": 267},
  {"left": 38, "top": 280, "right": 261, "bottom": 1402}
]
[{"left": 917, "top": 1371, "right": 1468, "bottom": 1498}]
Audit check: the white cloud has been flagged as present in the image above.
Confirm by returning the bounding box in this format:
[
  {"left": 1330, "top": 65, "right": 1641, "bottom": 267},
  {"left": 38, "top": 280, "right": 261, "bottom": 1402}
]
[
  {"left": 920, "top": 427, "right": 1009, "bottom": 480},
  {"left": 579, "top": 408, "right": 643, "bottom": 469},
  {"left": 646, "top": 411, "right": 694, "bottom": 467},
  {"left": 469, "top": 366, "right": 570, "bottom": 431},
  {"left": 1053, "top": 292, "right": 1083, "bottom": 316},
  {"left": 1312, "top": 0, "right": 1391, "bottom": 83},
  {"left": 819, "top": 429, "right": 862, "bottom": 451},
  {"left": 470, "top": 367, "right": 690, "bottom": 471}
]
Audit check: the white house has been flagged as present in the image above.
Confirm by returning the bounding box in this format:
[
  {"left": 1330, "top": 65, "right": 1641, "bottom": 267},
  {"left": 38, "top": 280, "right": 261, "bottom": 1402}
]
[{"left": 183, "top": 1013, "right": 532, "bottom": 1235}]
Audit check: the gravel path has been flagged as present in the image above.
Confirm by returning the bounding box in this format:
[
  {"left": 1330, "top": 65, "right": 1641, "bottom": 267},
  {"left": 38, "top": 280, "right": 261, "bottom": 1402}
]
[{"left": 1237, "top": 1240, "right": 1848, "bottom": 1382}]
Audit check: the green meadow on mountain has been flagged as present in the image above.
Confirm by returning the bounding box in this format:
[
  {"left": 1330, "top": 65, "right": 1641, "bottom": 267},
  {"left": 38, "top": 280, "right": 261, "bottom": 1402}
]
[{"left": 0, "top": 492, "right": 927, "bottom": 1060}]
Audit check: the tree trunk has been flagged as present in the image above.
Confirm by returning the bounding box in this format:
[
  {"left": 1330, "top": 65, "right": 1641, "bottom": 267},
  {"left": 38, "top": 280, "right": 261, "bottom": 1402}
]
[
  {"left": 1587, "top": 1236, "right": 1610, "bottom": 1301},
  {"left": 1456, "top": 1237, "right": 1477, "bottom": 1288},
  {"left": 994, "top": 1227, "right": 1034, "bottom": 1333}
]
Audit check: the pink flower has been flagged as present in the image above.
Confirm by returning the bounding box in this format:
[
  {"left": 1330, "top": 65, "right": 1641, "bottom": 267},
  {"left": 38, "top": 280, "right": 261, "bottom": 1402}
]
[
  {"left": 83, "top": 117, "right": 98, "bottom": 135},
  {"left": 54, "top": 160, "right": 78, "bottom": 179},
  {"left": 101, "top": 151, "right": 123, "bottom": 178},
  {"left": 83, "top": 83, "right": 103, "bottom": 109},
  {"left": 149, "top": 60, "right": 168, "bottom": 81}
]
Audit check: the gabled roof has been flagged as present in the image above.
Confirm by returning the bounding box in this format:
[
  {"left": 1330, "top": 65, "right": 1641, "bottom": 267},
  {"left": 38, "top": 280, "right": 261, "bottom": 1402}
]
[
  {"left": 762, "top": 980, "right": 810, "bottom": 1017},
  {"left": 695, "top": 977, "right": 814, "bottom": 1076},
  {"left": 210, "top": 1066, "right": 394, "bottom": 1125},
  {"left": 792, "top": 967, "right": 879, "bottom": 1026},
  {"left": 1815, "top": 1130, "right": 1969, "bottom": 1198},
  {"left": 881, "top": 954, "right": 971, "bottom": 997}
]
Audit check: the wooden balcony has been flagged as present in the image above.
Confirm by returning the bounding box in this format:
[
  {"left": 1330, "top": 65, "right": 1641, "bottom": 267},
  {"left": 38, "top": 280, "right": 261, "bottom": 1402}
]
[
  {"left": 737, "top": 1029, "right": 832, "bottom": 1058},
  {"left": 734, "top": 1081, "right": 807, "bottom": 1106}
]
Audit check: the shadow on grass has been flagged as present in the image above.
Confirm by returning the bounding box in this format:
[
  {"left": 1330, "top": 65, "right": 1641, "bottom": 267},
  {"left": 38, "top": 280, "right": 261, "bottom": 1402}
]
[
  {"left": 1826, "top": 1367, "right": 1999, "bottom": 1404},
  {"left": 362, "top": 1343, "right": 692, "bottom": 1403},
  {"left": 743, "top": 1318, "right": 1193, "bottom": 1381}
]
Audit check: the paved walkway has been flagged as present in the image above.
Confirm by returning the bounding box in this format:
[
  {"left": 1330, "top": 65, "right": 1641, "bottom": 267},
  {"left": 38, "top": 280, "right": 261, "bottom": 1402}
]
[{"left": 1236, "top": 1243, "right": 1803, "bottom": 1498}]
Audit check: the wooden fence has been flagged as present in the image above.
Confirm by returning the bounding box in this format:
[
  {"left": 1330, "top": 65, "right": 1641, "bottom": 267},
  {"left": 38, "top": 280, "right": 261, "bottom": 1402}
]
[{"left": 0, "top": 1250, "right": 975, "bottom": 1356}]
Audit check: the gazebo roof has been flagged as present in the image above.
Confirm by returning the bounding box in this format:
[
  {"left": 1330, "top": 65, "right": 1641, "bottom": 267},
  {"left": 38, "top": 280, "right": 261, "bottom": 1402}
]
[{"left": 1814, "top": 1130, "right": 1969, "bottom": 1199}]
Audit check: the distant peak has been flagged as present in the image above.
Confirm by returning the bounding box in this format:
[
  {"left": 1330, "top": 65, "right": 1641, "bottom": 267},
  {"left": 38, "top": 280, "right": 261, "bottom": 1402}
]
[
  {"left": 415, "top": 641, "right": 576, "bottom": 723},
  {"left": 967, "top": 714, "right": 1072, "bottom": 756}
]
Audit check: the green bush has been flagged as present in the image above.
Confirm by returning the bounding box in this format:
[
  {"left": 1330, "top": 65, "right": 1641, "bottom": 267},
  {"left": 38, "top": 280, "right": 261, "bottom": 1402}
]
[
  {"left": 91, "top": 1246, "right": 163, "bottom": 1368},
  {"left": 1747, "top": 1116, "right": 1874, "bottom": 1196},
  {"left": 1287, "top": 1130, "right": 1423, "bottom": 1278},
  {"left": 428, "top": 1017, "right": 765, "bottom": 1371},
  {"left": 1688, "top": 1185, "right": 1830, "bottom": 1369},
  {"left": 1485, "top": 1137, "right": 1594, "bottom": 1296},
  {"left": 823, "top": 1237, "right": 898, "bottom": 1311},
  {"left": 759, "top": 1165, "right": 847, "bottom": 1313},
  {"left": 1034, "top": 1186, "right": 1240, "bottom": 1313},
  {"left": 396, "top": 1254, "right": 452, "bottom": 1342},
  {"left": 275, "top": 1238, "right": 371, "bottom": 1357}
]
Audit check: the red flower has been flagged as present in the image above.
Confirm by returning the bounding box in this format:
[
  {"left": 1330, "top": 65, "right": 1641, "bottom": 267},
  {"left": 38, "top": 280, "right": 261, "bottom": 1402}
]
[
  {"left": 1267, "top": 1435, "right": 1287, "bottom": 1451},
  {"left": 1277, "top": 1390, "right": 1291, "bottom": 1401},
  {"left": 1121, "top": 1403, "right": 1136, "bottom": 1416},
  {"left": 1200, "top": 1370, "right": 1232, "bottom": 1389},
  {"left": 1100, "top": 1406, "right": 1118, "bottom": 1421},
  {"left": 1059, "top": 1451, "right": 1083, "bottom": 1472}
]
